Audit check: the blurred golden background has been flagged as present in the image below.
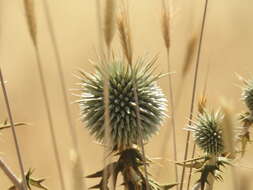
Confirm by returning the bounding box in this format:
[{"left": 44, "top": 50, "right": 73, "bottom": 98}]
[{"left": 0, "top": 0, "right": 252, "bottom": 189}]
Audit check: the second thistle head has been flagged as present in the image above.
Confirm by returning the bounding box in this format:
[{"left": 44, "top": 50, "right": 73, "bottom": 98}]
[
  {"left": 78, "top": 57, "right": 167, "bottom": 150},
  {"left": 188, "top": 110, "right": 224, "bottom": 156},
  {"left": 242, "top": 78, "right": 253, "bottom": 113}
]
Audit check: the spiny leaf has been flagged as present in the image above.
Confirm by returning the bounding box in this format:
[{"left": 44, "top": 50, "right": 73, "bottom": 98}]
[
  {"left": 176, "top": 161, "right": 204, "bottom": 169},
  {"left": 26, "top": 169, "right": 48, "bottom": 190},
  {"left": 8, "top": 169, "right": 47, "bottom": 190},
  {"left": 196, "top": 164, "right": 218, "bottom": 190},
  {"left": 161, "top": 183, "right": 180, "bottom": 190},
  {"left": 240, "top": 132, "right": 251, "bottom": 156},
  {"left": 0, "top": 120, "right": 26, "bottom": 131}
]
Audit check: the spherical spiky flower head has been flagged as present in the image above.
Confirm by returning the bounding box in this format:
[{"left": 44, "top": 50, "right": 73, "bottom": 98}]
[
  {"left": 78, "top": 58, "right": 167, "bottom": 149},
  {"left": 188, "top": 110, "right": 224, "bottom": 155},
  {"left": 242, "top": 78, "right": 253, "bottom": 112}
]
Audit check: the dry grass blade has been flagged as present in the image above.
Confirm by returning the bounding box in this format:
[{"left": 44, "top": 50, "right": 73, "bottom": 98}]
[
  {"left": 180, "top": 0, "right": 210, "bottom": 189},
  {"left": 117, "top": 8, "right": 133, "bottom": 65},
  {"left": 23, "top": 0, "right": 37, "bottom": 46},
  {"left": 104, "top": 0, "right": 116, "bottom": 49},
  {"left": 160, "top": 0, "right": 179, "bottom": 187}
]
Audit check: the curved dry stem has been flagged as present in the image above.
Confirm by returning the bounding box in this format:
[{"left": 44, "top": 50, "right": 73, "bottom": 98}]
[
  {"left": 0, "top": 68, "right": 28, "bottom": 190},
  {"left": 0, "top": 158, "right": 23, "bottom": 190},
  {"left": 179, "top": 0, "right": 209, "bottom": 190}
]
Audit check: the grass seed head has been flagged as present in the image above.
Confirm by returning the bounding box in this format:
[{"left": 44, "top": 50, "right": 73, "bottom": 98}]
[{"left": 78, "top": 58, "right": 167, "bottom": 150}]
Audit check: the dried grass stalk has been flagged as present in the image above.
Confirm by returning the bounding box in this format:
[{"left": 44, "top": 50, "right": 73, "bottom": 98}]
[
  {"left": 104, "top": 0, "right": 116, "bottom": 49},
  {"left": 23, "top": 0, "right": 37, "bottom": 46}
]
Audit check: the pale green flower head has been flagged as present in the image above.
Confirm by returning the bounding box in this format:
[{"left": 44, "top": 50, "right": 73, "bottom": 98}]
[
  {"left": 78, "top": 57, "right": 167, "bottom": 149},
  {"left": 188, "top": 110, "right": 224, "bottom": 155}
]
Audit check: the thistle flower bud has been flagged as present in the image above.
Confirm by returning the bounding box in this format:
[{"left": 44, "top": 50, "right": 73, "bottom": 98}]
[
  {"left": 188, "top": 110, "right": 224, "bottom": 155},
  {"left": 242, "top": 79, "right": 253, "bottom": 112},
  {"left": 78, "top": 58, "right": 167, "bottom": 149}
]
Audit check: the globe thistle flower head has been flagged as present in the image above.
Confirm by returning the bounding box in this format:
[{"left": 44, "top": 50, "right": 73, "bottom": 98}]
[
  {"left": 78, "top": 57, "right": 167, "bottom": 149},
  {"left": 242, "top": 78, "right": 253, "bottom": 112},
  {"left": 188, "top": 110, "right": 224, "bottom": 155}
]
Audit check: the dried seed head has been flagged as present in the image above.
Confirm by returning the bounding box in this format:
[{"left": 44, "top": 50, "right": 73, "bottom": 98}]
[
  {"left": 188, "top": 110, "right": 224, "bottom": 155},
  {"left": 198, "top": 96, "right": 207, "bottom": 114},
  {"left": 242, "top": 78, "right": 253, "bottom": 112},
  {"left": 104, "top": 0, "right": 116, "bottom": 49},
  {"left": 78, "top": 58, "right": 167, "bottom": 149}
]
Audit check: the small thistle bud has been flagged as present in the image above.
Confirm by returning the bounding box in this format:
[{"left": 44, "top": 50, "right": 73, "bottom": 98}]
[
  {"left": 188, "top": 110, "right": 224, "bottom": 155},
  {"left": 242, "top": 78, "right": 253, "bottom": 112},
  {"left": 78, "top": 58, "right": 167, "bottom": 149}
]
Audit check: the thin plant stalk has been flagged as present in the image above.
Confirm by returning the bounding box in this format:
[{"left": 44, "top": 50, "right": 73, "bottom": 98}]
[
  {"left": 0, "top": 68, "right": 27, "bottom": 190},
  {"left": 102, "top": 0, "right": 117, "bottom": 189},
  {"left": 41, "top": 1, "right": 87, "bottom": 189},
  {"left": 179, "top": 0, "right": 209, "bottom": 189},
  {"left": 131, "top": 67, "right": 150, "bottom": 190},
  {"left": 22, "top": 0, "right": 66, "bottom": 188},
  {"left": 33, "top": 45, "right": 67, "bottom": 190},
  {"left": 118, "top": 1, "right": 149, "bottom": 188},
  {"left": 165, "top": 48, "right": 179, "bottom": 186},
  {"left": 0, "top": 158, "right": 23, "bottom": 190},
  {"left": 187, "top": 63, "right": 210, "bottom": 190},
  {"left": 95, "top": 0, "right": 104, "bottom": 55},
  {"left": 160, "top": 0, "right": 178, "bottom": 185}
]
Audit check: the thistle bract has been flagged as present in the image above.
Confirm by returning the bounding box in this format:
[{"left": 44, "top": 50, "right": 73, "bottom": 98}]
[
  {"left": 242, "top": 78, "right": 253, "bottom": 112},
  {"left": 78, "top": 58, "right": 167, "bottom": 149},
  {"left": 188, "top": 110, "right": 224, "bottom": 155}
]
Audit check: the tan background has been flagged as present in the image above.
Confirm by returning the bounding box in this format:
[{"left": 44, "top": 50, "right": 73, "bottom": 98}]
[{"left": 0, "top": 0, "right": 252, "bottom": 189}]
